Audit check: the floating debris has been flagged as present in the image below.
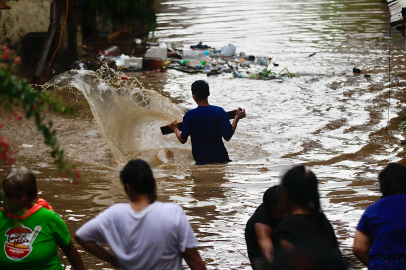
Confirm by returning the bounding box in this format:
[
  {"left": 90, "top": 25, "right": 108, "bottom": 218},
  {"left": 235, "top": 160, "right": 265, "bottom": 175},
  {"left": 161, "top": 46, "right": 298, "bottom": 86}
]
[{"left": 353, "top": 67, "right": 361, "bottom": 73}]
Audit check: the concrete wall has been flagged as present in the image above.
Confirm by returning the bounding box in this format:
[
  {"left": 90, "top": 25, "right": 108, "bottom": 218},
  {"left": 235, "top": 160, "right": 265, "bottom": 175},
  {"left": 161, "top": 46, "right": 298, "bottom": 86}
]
[{"left": 0, "top": 0, "right": 52, "bottom": 49}]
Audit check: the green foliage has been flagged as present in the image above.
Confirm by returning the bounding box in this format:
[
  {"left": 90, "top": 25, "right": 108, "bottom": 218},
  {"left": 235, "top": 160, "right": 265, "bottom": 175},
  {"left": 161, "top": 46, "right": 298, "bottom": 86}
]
[
  {"left": 278, "top": 67, "right": 293, "bottom": 77},
  {"left": 83, "top": 0, "right": 157, "bottom": 32},
  {"left": 0, "top": 69, "right": 76, "bottom": 172},
  {"left": 258, "top": 63, "right": 293, "bottom": 78},
  {"left": 0, "top": 45, "right": 79, "bottom": 179},
  {"left": 258, "top": 62, "right": 277, "bottom": 77}
]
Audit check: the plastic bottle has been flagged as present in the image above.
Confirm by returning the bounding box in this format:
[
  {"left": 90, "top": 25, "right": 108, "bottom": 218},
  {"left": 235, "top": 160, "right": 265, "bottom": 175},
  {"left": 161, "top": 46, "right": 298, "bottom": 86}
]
[
  {"left": 202, "top": 66, "right": 211, "bottom": 73},
  {"left": 239, "top": 71, "right": 250, "bottom": 78},
  {"left": 181, "top": 50, "right": 209, "bottom": 60},
  {"left": 179, "top": 60, "right": 188, "bottom": 65},
  {"left": 97, "top": 46, "right": 120, "bottom": 61},
  {"left": 233, "top": 70, "right": 241, "bottom": 78},
  {"left": 209, "top": 49, "right": 220, "bottom": 57},
  {"left": 179, "top": 59, "right": 205, "bottom": 67},
  {"left": 181, "top": 50, "right": 198, "bottom": 59},
  {"left": 97, "top": 50, "right": 105, "bottom": 60},
  {"left": 187, "top": 60, "right": 203, "bottom": 68},
  {"left": 104, "top": 46, "right": 120, "bottom": 57},
  {"left": 257, "top": 56, "right": 271, "bottom": 66},
  {"left": 200, "top": 51, "right": 209, "bottom": 58}
]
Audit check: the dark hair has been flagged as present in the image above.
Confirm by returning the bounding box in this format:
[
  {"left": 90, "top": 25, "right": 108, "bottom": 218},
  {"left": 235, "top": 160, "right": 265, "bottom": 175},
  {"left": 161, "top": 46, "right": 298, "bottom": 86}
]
[
  {"left": 263, "top": 185, "right": 282, "bottom": 211},
  {"left": 3, "top": 167, "right": 38, "bottom": 200},
  {"left": 120, "top": 159, "right": 157, "bottom": 203},
  {"left": 378, "top": 163, "right": 406, "bottom": 197},
  {"left": 281, "top": 165, "right": 322, "bottom": 220},
  {"left": 191, "top": 80, "right": 210, "bottom": 100}
]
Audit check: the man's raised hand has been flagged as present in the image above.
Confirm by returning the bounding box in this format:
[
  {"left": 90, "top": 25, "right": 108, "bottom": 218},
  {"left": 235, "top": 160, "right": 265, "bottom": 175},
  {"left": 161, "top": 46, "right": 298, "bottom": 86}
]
[
  {"left": 169, "top": 120, "right": 179, "bottom": 131},
  {"left": 236, "top": 107, "right": 246, "bottom": 120}
]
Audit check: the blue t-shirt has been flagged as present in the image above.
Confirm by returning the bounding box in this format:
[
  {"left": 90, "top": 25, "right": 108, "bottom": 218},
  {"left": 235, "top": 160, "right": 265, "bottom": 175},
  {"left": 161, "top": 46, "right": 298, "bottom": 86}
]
[
  {"left": 356, "top": 194, "right": 406, "bottom": 258},
  {"left": 180, "top": 105, "right": 233, "bottom": 165}
]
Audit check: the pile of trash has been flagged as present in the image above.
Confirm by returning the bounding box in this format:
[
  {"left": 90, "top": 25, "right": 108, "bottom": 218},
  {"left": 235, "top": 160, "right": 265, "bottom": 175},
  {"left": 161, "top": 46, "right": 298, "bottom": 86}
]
[
  {"left": 79, "top": 41, "right": 169, "bottom": 72},
  {"left": 165, "top": 42, "right": 293, "bottom": 80},
  {"left": 78, "top": 41, "right": 294, "bottom": 80}
]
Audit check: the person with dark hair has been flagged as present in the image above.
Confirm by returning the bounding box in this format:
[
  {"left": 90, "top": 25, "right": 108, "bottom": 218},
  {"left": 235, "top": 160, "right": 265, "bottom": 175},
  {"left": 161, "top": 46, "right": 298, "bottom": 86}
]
[
  {"left": 245, "top": 185, "right": 288, "bottom": 270},
  {"left": 75, "top": 159, "right": 206, "bottom": 270},
  {"left": 0, "top": 167, "right": 85, "bottom": 270},
  {"left": 353, "top": 163, "right": 406, "bottom": 269},
  {"left": 272, "top": 165, "right": 345, "bottom": 270},
  {"left": 169, "top": 80, "right": 246, "bottom": 165}
]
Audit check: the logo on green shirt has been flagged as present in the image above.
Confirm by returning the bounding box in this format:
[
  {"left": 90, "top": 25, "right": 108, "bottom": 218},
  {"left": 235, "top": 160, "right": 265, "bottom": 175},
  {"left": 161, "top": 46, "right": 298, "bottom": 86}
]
[{"left": 4, "top": 226, "right": 42, "bottom": 260}]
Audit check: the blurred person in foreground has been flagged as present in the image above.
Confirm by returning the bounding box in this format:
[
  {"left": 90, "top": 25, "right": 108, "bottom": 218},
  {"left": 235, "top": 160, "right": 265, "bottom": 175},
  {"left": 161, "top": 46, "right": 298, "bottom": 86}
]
[
  {"left": 353, "top": 163, "right": 406, "bottom": 269},
  {"left": 0, "top": 166, "right": 85, "bottom": 270},
  {"left": 169, "top": 80, "right": 246, "bottom": 165},
  {"left": 272, "top": 165, "right": 346, "bottom": 270},
  {"left": 245, "top": 185, "right": 288, "bottom": 270},
  {"left": 75, "top": 159, "right": 206, "bottom": 270}
]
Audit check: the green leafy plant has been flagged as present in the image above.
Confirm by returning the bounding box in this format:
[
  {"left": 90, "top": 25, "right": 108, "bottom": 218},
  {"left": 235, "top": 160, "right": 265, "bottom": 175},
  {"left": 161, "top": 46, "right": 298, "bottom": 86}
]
[
  {"left": 0, "top": 45, "right": 81, "bottom": 180},
  {"left": 258, "top": 63, "right": 293, "bottom": 78},
  {"left": 258, "top": 62, "right": 277, "bottom": 77}
]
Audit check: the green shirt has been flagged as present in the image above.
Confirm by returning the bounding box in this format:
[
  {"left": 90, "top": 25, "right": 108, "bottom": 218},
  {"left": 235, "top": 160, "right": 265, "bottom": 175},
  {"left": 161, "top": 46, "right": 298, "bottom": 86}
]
[{"left": 0, "top": 207, "right": 71, "bottom": 270}]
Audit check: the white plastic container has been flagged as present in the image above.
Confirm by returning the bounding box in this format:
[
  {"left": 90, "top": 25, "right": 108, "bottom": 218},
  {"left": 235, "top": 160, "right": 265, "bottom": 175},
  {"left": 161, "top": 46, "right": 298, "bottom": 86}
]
[
  {"left": 144, "top": 43, "right": 167, "bottom": 61},
  {"left": 220, "top": 44, "right": 236, "bottom": 57},
  {"left": 116, "top": 55, "right": 143, "bottom": 70},
  {"left": 125, "top": 57, "right": 143, "bottom": 70}
]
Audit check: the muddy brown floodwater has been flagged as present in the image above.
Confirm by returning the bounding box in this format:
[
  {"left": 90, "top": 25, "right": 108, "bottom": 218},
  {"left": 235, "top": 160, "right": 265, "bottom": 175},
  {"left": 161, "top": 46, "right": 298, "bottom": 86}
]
[{"left": 2, "top": 0, "right": 406, "bottom": 269}]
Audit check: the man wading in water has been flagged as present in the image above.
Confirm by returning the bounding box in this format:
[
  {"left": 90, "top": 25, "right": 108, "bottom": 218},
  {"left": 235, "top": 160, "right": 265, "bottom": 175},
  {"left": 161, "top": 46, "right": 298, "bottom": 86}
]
[{"left": 169, "top": 80, "right": 246, "bottom": 165}]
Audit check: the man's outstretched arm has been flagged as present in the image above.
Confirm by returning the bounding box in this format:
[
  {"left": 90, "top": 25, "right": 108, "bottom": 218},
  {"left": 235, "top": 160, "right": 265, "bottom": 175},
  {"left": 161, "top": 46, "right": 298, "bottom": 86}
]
[
  {"left": 169, "top": 120, "right": 187, "bottom": 144},
  {"left": 225, "top": 107, "right": 246, "bottom": 141}
]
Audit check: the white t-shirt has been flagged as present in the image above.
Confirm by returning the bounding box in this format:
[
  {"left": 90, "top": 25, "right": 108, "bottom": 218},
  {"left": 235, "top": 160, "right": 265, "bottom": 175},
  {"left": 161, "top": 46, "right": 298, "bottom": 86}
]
[{"left": 76, "top": 202, "right": 199, "bottom": 270}]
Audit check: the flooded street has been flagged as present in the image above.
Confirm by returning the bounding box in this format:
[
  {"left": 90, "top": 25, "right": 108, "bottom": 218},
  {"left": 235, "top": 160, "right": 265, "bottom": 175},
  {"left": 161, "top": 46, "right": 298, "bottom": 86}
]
[{"left": 2, "top": 0, "right": 406, "bottom": 269}]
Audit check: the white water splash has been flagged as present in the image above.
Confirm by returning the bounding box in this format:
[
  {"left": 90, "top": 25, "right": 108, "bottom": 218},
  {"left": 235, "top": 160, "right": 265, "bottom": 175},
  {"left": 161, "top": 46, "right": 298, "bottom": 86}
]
[{"left": 45, "top": 66, "right": 185, "bottom": 165}]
